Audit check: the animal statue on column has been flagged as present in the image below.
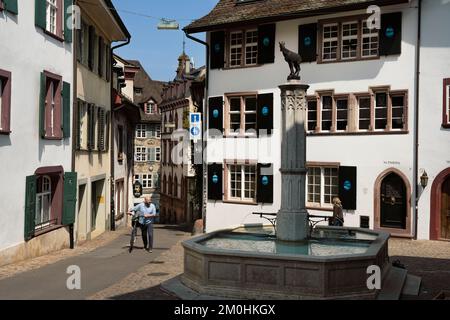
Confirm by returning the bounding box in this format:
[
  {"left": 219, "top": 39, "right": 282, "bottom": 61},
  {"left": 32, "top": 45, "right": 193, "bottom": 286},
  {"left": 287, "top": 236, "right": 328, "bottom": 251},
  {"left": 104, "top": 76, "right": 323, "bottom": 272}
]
[{"left": 279, "top": 41, "right": 302, "bottom": 81}]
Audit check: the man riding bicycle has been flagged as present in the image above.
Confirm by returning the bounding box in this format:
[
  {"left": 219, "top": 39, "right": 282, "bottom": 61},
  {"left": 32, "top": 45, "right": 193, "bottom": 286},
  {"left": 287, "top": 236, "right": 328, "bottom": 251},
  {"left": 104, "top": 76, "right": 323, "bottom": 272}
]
[{"left": 128, "top": 196, "right": 157, "bottom": 253}]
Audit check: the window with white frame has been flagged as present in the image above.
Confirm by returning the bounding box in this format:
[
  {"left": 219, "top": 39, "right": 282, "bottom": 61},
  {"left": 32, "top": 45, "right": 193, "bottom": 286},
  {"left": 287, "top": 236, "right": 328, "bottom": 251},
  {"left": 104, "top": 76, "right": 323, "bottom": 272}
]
[
  {"left": 136, "top": 124, "right": 147, "bottom": 138},
  {"left": 362, "top": 21, "right": 379, "bottom": 57},
  {"left": 148, "top": 147, "right": 161, "bottom": 162},
  {"left": 135, "top": 147, "right": 147, "bottom": 162},
  {"left": 341, "top": 22, "right": 358, "bottom": 60},
  {"left": 35, "top": 176, "right": 52, "bottom": 228},
  {"left": 245, "top": 30, "right": 258, "bottom": 66},
  {"left": 322, "top": 24, "right": 338, "bottom": 61},
  {"left": 358, "top": 96, "right": 371, "bottom": 130},
  {"left": 229, "top": 29, "right": 258, "bottom": 67},
  {"left": 227, "top": 164, "right": 256, "bottom": 202},
  {"left": 226, "top": 95, "right": 257, "bottom": 135},
  {"left": 141, "top": 174, "right": 152, "bottom": 188},
  {"left": 374, "top": 92, "right": 388, "bottom": 130},
  {"left": 147, "top": 125, "right": 161, "bottom": 138},
  {"left": 230, "top": 31, "right": 243, "bottom": 67},
  {"left": 307, "top": 166, "right": 339, "bottom": 208},
  {"left": 391, "top": 95, "right": 405, "bottom": 130},
  {"left": 145, "top": 102, "right": 156, "bottom": 114},
  {"left": 46, "top": 0, "right": 58, "bottom": 35}
]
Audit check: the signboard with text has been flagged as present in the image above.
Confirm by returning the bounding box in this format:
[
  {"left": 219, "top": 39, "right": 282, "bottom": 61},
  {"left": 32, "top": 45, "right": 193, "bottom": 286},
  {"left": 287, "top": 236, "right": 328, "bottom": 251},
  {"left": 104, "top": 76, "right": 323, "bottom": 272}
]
[{"left": 189, "top": 113, "right": 202, "bottom": 141}]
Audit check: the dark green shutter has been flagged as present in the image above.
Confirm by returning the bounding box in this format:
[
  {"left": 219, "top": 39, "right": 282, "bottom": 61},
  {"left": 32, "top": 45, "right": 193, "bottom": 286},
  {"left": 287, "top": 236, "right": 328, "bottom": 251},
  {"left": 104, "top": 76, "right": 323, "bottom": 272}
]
[
  {"left": 75, "top": 100, "right": 81, "bottom": 150},
  {"left": 379, "top": 12, "right": 402, "bottom": 56},
  {"left": 339, "top": 166, "right": 357, "bottom": 210},
  {"left": 208, "top": 163, "right": 223, "bottom": 201},
  {"left": 35, "top": 0, "right": 46, "bottom": 29},
  {"left": 258, "top": 24, "right": 276, "bottom": 64},
  {"left": 62, "top": 172, "right": 77, "bottom": 225},
  {"left": 87, "top": 103, "right": 93, "bottom": 150},
  {"left": 88, "top": 25, "right": 95, "bottom": 71},
  {"left": 257, "top": 93, "right": 273, "bottom": 136},
  {"left": 4, "top": 0, "right": 18, "bottom": 14},
  {"left": 24, "top": 175, "right": 37, "bottom": 241},
  {"left": 210, "top": 31, "right": 225, "bottom": 69},
  {"left": 39, "top": 72, "right": 46, "bottom": 138},
  {"left": 98, "top": 108, "right": 105, "bottom": 151},
  {"left": 62, "top": 81, "right": 71, "bottom": 138},
  {"left": 208, "top": 96, "right": 223, "bottom": 135},
  {"left": 298, "top": 23, "right": 317, "bottom": 62},
  {"left": 64, "top": 0, "right": 73, "bottom": 43},
  {"left": 105, "top": 111, "right": 110, "bottom": 152},
  {"left": 257, "top": 163, "right": 273, "bottom": 204},
  {"left": 98, "top": 37, "right": 104, "bottom": 77}
]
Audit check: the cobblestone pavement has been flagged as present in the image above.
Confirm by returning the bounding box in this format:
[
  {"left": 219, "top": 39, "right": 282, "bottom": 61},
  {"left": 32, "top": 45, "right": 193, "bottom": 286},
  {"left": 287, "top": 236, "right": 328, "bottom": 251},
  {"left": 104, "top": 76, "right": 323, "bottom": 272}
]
[
  {"left": 0, "top": 228, "right": 127, "bottom": 281},
  {"left": 389, "top": 238, "right": 450, "bottom": 300}
]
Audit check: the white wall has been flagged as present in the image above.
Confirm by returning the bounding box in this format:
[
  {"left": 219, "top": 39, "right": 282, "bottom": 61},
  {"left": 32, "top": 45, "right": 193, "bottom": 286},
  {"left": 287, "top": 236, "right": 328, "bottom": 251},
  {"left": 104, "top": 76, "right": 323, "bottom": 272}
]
[
  {"left": 0, "top": 3, "right": 73, "bottom": 250},
  {"left": 206, "top": 3, "right": 419, "bottom": 233},
  {"left": 416, "top": 0, "right": 450, "bottom": 239}
]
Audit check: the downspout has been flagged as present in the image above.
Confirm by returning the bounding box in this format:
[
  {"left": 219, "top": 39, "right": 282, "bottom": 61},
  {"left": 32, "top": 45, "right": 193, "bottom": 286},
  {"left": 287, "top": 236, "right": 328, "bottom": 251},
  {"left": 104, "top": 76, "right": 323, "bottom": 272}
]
[
  {"left": 413, "top": 0, "right": 422, "bottom": 240},
  {"left": 110, "top": 38, "right": 131, "bottom": 232},
  {"left": 184, "top": 31, "right": 209, "bottom": 233}
]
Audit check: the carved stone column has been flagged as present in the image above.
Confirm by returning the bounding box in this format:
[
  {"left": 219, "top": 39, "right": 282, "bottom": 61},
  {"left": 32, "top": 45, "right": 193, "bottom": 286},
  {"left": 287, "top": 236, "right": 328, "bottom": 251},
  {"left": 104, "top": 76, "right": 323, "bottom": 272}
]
[{"left": 276, "top": 80, "right": 310, "bottom": 242}]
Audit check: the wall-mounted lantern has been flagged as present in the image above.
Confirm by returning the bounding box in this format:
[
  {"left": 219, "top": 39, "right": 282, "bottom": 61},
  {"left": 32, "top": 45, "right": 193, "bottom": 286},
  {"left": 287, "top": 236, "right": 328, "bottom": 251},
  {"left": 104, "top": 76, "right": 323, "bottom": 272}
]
[{"left": 420, "top": 171, "right": 429, "bottom": 189}]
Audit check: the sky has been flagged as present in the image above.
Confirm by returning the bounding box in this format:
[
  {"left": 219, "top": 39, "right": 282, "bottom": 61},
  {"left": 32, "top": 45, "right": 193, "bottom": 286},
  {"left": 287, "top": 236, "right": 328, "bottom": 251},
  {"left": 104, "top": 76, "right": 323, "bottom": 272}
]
[{"left": 111, "top": 0, "right": 218, "bottom": 82}]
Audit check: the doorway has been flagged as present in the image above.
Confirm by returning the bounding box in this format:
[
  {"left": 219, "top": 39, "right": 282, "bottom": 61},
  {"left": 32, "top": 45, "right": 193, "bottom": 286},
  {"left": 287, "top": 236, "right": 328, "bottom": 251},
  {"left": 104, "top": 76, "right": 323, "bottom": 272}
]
[
  {"left": 441, "top": 178, "right": 450, "bottom": 239},
  {"left": 380, "top": 173, "right": 407, "bottom": 229}
]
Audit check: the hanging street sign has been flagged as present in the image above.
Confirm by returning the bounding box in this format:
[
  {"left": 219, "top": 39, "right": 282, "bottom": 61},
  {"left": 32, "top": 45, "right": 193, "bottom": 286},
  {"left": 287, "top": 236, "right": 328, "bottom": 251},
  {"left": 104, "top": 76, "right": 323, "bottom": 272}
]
[
  {"left": 133, "top": 181, "right": 143, "bottom": 198},
  {"left": 190, "top": 112, "right": 202, "bottom": 141}
]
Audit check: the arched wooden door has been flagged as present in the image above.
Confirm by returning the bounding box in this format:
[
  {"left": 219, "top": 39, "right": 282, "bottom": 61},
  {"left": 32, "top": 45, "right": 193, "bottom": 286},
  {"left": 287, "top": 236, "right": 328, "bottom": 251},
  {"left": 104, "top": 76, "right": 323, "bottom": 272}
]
[
  {"left": 380, "top": 173, "right": 407, "bottom": 230},
  {"left": 441, "top": 178, "right": 450, "bottom": 239}
]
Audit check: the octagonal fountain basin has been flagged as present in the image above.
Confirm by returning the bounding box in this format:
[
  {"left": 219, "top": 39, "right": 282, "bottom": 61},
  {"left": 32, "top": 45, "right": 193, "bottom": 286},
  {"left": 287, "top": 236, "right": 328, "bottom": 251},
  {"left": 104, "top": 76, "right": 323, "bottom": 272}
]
[{"left": 181, "top": 226, "right": 390, "bottom": 300}]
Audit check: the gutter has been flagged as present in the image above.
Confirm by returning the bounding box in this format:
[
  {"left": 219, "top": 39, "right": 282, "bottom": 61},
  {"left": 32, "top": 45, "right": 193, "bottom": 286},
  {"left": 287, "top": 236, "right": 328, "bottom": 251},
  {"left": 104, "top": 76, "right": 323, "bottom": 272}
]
[
  {"left": 413, "top": 0, "right": 422, "bottom": 240},
  {"left": 184, "top": 31, "right": 209, "bottom": 233},
  {"left": 110, "top": 37, "right": 131, "bottom": 232}
]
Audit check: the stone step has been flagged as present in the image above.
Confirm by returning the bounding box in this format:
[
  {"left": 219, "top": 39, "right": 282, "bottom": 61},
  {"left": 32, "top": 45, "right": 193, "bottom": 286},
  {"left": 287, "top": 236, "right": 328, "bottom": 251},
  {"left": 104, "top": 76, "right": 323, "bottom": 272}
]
[
  {"left": 401, "top": 274, "right": 422, "bottom": 296},
  {"left": 377, "top": 266, "right": 408, "bottom": 300}
]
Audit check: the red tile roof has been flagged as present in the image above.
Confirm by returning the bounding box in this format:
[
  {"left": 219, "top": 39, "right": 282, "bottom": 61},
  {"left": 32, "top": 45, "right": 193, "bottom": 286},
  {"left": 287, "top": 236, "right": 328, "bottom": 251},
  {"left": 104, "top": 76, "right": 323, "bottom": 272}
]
[{"left": 185, "top": 0, "right": 408, "bottom": 33}]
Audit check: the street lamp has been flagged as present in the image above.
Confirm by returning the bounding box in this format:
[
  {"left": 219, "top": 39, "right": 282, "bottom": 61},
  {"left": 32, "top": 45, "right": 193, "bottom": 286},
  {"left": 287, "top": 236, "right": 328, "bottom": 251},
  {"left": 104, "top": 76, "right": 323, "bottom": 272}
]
[{"left": 420, "top": 171, "right": 429, "bottom": 189}]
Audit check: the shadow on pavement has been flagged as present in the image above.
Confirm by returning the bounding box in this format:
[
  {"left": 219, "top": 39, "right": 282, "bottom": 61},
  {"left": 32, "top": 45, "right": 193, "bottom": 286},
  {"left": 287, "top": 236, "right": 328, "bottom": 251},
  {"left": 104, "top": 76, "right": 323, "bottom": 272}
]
[
  {"left": 391, "top": 255, "right": 450, "bottom": 300},
  {"left": 108, "top": 284, "right": 180, "bottom": 300}
]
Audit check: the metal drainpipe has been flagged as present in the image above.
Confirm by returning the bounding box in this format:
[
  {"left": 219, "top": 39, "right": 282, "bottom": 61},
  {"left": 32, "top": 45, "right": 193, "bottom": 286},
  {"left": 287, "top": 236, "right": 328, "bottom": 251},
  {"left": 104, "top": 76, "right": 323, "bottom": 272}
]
[
  {"left": 184, "top": 31, "right": 209, "bottom": 233},
  {"left": 413, "top": 0, "right": 422, "bottom": 240},
  {"left": 110, "top": 38, "right": 131, "bottom": 232}
]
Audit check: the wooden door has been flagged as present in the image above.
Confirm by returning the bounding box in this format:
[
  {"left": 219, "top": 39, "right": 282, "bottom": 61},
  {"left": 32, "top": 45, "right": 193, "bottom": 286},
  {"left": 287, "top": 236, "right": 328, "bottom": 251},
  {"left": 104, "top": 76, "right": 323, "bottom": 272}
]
[
  {"left": 381, "top": 173, "right": 407, "bottom": 229},
  {"left": 441, "top": 178, "right": 450, "bottom": 239}
]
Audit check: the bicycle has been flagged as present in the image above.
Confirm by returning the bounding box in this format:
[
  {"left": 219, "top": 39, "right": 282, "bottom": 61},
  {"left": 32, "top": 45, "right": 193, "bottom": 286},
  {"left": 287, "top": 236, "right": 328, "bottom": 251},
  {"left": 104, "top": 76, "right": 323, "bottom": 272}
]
[{"left": 128, "top": 214, "right": 140, "bottom": 253}]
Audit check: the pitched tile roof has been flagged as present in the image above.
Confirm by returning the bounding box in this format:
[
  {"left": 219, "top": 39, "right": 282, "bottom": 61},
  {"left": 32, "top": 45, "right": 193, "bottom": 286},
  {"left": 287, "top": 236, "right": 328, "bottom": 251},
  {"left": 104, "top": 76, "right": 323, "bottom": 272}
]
[
  {"left": 127, "top": 60, "right": 166, "bottom": 105},
  {"left": 185, "top": 0, "right": 408, "bottom": 33}
]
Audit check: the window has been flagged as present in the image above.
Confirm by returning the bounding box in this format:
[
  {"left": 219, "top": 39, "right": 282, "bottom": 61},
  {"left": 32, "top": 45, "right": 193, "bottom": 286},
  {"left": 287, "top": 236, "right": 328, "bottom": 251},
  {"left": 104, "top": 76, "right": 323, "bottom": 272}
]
[
  {"left": 98, "top": 37, "right": 105, "bottom": 78},
  {"left": 77, "top": 100, "right": 88, "bottom": 149},
  {"left": 0, "top": 69, "right": 11, "bottom": 134},
  {"left": 35, "top": 176, "right": 52, "bottom": 229},
  {"left": 321, "top": 95, "right": 333, "bottom": 131},
  {"left": 320, "top": 16, "right": 380, "bottom": 63},
  {"left": 229, "top": 29, "right": 258, "bottom": 67},
  {"left": 145, "top": 102, "right": 155, "bottom": 114},
  {"left": 391, "top": 95, "right": 405, "bottom": 130},
  {"left": 307, "top": 166, "right": 339, "bottom": 208},
  {"left": 135, "top": 88, "right": 143, "bottom": 96},
  {"left": 135, "top": 174, "right": 153, "bottom": 189},
  {"left": 136, "top": 124, "right": 147, "bottom": 138},
  {"left": 443, "top": 79, "right": 450, "bottom": 128},
  {"left": 174, "top": 176, "right": 178, "bottom": 197},
  {"left": 336, "top": 98, "right": 348, "bottom": 131},
  {"left": 44, "top": 73, "right": 62, "bottom": 139},
  {"left": 147, "top": 125, "right": 161, "bottom": 138},
  {"left": 306, "top": 99, "right": 318, "bottom": 132},
  {"left": 374, "top": 92, "right": 388, "bottom": 130},
  {"left": 46, "top": 0, "right": 62, "bottom": 37},
  {"left": 358, "top": 96, "right": 371, "bottom": 130},
  {"left": 117, "top": 125, "right": 124, "bottom": 161},
  {"left": 226, "top": 95, "right": 257, "bottom": 135},
  {"left": 135, "top": 147, "right": 147, "bottom": 162},
  {"left": 227, "top": 164, "right": 256, "bottom": 202},
  {"left": 148, "top": 147, "right": 161, "bottom": 162}
]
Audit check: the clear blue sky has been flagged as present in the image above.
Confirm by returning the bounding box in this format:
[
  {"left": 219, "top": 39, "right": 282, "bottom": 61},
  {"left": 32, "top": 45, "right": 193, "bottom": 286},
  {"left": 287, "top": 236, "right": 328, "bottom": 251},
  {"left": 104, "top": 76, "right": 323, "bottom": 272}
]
[{"left": 111, "top": 0, "right": 217, "bottom": 82}]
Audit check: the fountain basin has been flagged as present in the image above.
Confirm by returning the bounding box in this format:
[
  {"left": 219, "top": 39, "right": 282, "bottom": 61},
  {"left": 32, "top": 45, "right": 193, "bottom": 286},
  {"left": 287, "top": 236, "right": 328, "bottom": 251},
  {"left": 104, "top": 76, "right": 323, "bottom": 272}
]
[{"left": 181, "top": 226, "right": 390, "bottom": 300}]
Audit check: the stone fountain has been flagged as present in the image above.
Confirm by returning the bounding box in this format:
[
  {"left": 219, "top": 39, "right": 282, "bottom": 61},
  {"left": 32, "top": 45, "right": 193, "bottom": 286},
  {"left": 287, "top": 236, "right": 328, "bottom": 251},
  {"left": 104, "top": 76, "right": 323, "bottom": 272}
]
[{"left": 163, "top": 45, "right": 394, "bottom": 300}]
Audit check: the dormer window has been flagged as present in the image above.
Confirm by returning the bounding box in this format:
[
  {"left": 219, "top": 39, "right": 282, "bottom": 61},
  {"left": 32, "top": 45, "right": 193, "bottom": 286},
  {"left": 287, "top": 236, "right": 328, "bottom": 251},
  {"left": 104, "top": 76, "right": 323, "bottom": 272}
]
[
  {"left": 145, "top": 102, "right": 156, "bottom": 114},
  {"left": 135, "top": 88, "right": 143, "bottom": 96}
]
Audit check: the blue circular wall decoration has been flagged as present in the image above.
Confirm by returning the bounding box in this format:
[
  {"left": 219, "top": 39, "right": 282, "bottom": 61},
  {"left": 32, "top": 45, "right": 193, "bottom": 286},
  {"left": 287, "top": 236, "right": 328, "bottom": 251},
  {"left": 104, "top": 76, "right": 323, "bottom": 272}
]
[
  {"left": 385, "top": 27, "right": 395, "bottom": 39},
  {"left": 212, "top": 175, "right": 219, "bottom": 184},
  {"left": 343, "top": 180, "right": 352, "bottom": 191},
  {"left": 262, "top": 106, "right": 269, "bottom": 116},
  {"left": 213, "top": 109, "right": 219, "bottom": 119},
  {"left": 261, "top": 176, "right": 269, "bottom": 186},
  {"left": 304, "top": 36, "right": 312, "bottom": 47},
  {"left": 263, "top": 37, "right": 270, "bottom": 47},
  {"left": 214, "top": 43, "right": 221, "bottom": 53}
]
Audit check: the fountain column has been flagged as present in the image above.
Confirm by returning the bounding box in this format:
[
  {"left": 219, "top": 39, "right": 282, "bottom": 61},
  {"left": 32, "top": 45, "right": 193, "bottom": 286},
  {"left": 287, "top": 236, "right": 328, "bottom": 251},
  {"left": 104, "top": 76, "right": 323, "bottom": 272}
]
[{"left": 276, "top": 80, "right": 310, "bottom": 242}]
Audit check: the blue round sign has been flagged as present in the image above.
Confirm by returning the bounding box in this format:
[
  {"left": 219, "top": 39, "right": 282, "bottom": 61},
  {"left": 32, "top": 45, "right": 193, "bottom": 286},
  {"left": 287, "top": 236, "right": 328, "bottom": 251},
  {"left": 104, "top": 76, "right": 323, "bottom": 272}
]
[
  {"left": 262, "top": 106, "right": 269, "bottom": 116},
  {"left": 343, "top": 180, "right": 352, "bottom": 191},
  {"left": 263, "top": 37, "right": 270, "bottom": 47},
  {"left": 213, "top": 109, "right": 219, "bottom": 119},
  {"left": 214, "top": 43, "right": 221, "bottom": 53},
  {"left": 385, "top": 27, "right": 395, "bottom": 38},
  {"left": 261, "top": 176, "right": 269, "bottom": 186},
  {"left": 212, "top": 175, "right": 219, "bottom": 184},
  {"left": 304, "top": 36, "right": 312, "bottom": 47},
  {"left": 191, "top": 127, "right": 200, "bottom": 136}
]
